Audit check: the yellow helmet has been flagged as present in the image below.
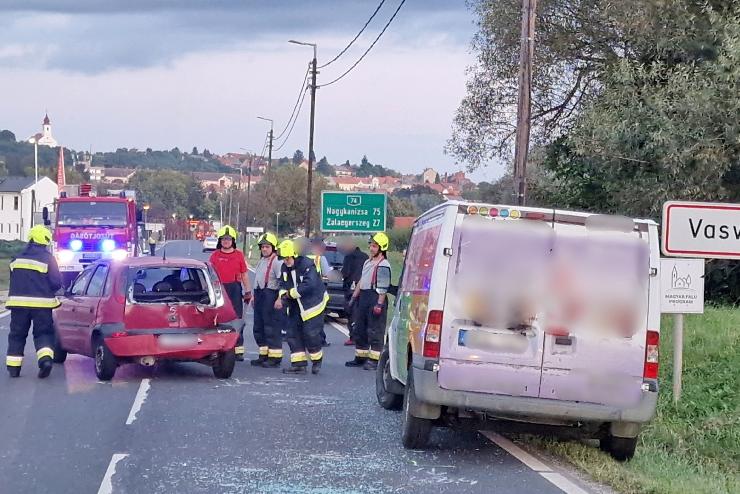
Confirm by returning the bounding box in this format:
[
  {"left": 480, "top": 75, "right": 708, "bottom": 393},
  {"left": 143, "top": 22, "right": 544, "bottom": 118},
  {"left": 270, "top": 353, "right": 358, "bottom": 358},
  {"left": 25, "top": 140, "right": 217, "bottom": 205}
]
[
  {"left": 277, "top": 239, "right": 298, "bottom": 258},
  {"left": 217, "top": 225, "right": 237, "bottom": 239},
  {"left": 28, "top": 225, "right": 52, "bottom": 246},
  {"left": 257, "top": 232, "right": 278, "bottom": 248},
  {"left": 370, "top": 232, "right": 389, "bottom": 252}
]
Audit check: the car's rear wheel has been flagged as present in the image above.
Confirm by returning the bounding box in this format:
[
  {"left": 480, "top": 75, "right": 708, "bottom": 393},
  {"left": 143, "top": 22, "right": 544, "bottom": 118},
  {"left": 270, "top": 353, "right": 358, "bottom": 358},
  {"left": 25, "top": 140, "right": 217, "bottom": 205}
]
[
  {"left": 93, "top": 337, "right": 117, "bottom": 381},
  {"left": 213, "top": 349, "right": 236, "bottom": 378},
  {"left": 52, "top": 333, "right": 68, "bottom": 364},
  {"left": 401, "top": 370, "right": 432, "bottom": 449},
  {"left": 600, "top": 434, "right": 638, "bottom": 461},
  {"left": 376, "top": 348, "right": 403, "bottom": 411}
]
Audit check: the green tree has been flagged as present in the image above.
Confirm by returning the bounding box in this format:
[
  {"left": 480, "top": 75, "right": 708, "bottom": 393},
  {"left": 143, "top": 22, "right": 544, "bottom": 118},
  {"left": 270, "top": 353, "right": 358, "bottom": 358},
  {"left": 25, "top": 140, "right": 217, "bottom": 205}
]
[
  {"left": 316, "top": 156, "right": 334, "bottom": 176},
  {"left": 0, "top": 130, "right": 15, "bottom": 142},
  {"left": 192, "top": 147, "right": 199, "bottom": 156},
  {"left": 292, "top": 149, "right": 305, "bottom": 165},
  {"left": 128, "top": 169, "right": 206, "bottom": 220},
  {"left": 448, "top": 0, "right": 732, "bottom": 170}
]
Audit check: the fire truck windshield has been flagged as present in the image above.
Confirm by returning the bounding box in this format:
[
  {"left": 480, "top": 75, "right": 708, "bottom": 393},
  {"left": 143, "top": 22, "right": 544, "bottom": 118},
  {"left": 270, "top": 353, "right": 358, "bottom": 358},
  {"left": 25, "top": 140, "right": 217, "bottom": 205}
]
[{"left": 57, "top": 202, "right": 128, "bottom": 227}]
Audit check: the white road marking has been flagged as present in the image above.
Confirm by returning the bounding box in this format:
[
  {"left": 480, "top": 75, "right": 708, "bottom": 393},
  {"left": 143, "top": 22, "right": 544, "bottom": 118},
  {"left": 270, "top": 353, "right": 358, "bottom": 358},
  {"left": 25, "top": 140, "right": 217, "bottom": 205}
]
[
  {"left": 97, "top": 453, "right": 128, "bottom": 494},
  {"left": 540, "top": 472, "right": 592, "bottom": 494},
  {"left": 482, "top": 432, "right": 592, "bottom": 494},
  {"left": 328, "top": 320, "right": 349, "bottom": 337},
  {"left": 125, "top": 378, "right": 151, "bottom": 425}
]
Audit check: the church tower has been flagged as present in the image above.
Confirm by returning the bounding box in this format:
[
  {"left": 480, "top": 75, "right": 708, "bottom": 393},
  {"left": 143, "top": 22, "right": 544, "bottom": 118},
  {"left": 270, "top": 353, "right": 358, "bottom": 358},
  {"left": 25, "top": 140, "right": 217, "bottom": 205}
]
[{"left": 37, "top": 112, "right": 58, "bottom": 147}]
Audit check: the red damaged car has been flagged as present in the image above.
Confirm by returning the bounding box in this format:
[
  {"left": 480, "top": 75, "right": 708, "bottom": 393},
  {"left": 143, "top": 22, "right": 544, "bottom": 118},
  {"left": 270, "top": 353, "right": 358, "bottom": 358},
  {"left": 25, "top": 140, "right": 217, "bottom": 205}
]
[{"left": 52, "top": 257, "right": 243, "bottom": 380}]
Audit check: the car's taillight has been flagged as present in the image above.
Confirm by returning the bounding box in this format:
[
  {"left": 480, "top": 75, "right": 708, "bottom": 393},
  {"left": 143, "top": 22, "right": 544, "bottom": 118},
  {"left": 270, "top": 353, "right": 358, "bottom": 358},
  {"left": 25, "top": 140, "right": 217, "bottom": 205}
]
[
  {"left": 111, "top": 331, "right": 128, "bottom": 338},
  {"left": 422, "top": 310, "right": 444, "bottom": 358},
  {"left": 643, "top": 330, "right": 659, "bottom": 380}
]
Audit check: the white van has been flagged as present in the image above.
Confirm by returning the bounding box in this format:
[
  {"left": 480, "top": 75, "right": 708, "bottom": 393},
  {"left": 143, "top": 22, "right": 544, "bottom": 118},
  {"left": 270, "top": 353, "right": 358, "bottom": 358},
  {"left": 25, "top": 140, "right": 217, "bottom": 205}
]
[{"left": 376, "top": 201, "right": 661, "bottom": 461}]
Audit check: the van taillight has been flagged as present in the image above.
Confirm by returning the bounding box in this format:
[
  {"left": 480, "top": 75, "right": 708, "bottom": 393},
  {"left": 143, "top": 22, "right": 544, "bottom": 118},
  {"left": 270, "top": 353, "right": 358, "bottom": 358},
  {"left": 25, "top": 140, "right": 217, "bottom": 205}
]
[
  {"left": 422, "top": 310, "right": 444, "bottom": 358},
  {"left": 643, "top": 330, "right": 659, "bottom": 380}
]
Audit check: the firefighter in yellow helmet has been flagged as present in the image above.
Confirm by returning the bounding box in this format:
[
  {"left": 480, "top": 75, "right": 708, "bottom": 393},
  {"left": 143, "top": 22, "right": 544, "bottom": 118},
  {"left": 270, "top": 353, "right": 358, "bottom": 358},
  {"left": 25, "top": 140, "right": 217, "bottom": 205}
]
[
  {"left": 346, "top": 232, "right": 391, "bottom": 371},
  {"left": 209, "top": 225, "right": 252, "bottom": 361},
  {"left": 6, "top": 225, "right": 62, "bottom": 378},
  {"left": 250, "top": 232, "right": 284, "bottom": 368},
  {"left": 274, "top": 239, "right": 329, "bottom": 375}
]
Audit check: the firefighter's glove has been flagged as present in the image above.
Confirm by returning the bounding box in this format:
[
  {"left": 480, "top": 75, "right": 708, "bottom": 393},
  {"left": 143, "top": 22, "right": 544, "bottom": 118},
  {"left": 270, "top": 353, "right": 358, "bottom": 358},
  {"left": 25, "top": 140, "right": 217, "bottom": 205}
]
[{"left": 372, "top": 304, "right": 383, "bottom": 316}]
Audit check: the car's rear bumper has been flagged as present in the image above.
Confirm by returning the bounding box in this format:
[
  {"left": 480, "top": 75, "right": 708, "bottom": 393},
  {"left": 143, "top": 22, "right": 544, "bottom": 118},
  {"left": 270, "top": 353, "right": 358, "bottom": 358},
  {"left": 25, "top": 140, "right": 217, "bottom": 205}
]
[
  {"left": 100, "top": 320, "right": 242, "bottom": 360},
  {"left": 412, "top": 365, "right": 658, "bottom": 425},
  {"left": 325, "top": 284, "right": 346, "bottom": 312}
]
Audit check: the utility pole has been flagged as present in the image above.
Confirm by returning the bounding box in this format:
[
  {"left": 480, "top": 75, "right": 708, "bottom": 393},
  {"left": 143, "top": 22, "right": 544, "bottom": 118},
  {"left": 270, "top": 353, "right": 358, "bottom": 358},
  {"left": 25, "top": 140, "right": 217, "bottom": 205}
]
[
  {"left": 257, "top": 117, "right": 274, "bottom": 191},
  {"left": 306, "top": 50, "right": 317, "bottom": 236},
  {"left": 513, "top": 0, "right": 537, "bottom": 206},
  {"left": 288, "top": 39, "right": 318, "bottom": 235}
]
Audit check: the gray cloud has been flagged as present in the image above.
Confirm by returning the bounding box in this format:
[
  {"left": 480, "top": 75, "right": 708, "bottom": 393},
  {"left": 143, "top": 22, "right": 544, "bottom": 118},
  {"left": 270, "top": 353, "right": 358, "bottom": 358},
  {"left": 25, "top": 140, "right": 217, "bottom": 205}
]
[{"left": 0, "top": 1, "right": 472, "bottom": 73}]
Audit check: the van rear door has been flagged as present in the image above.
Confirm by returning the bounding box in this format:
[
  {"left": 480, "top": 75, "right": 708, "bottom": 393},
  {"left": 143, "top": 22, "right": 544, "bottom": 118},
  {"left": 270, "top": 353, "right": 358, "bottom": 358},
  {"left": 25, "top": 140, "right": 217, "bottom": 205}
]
[
  {"left": 538, "top": 215, "right": 653, "bottom": 407},
  {"left": 438, "top": 210, "right": 555, "bottom": 398}
]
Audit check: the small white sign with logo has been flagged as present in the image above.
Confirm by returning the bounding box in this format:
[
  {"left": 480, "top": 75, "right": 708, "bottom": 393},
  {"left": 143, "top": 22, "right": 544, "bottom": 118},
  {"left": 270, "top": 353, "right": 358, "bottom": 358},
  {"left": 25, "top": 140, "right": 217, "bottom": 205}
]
[{"left": 660, "top": 258, "right": 705, "bottom": 314}]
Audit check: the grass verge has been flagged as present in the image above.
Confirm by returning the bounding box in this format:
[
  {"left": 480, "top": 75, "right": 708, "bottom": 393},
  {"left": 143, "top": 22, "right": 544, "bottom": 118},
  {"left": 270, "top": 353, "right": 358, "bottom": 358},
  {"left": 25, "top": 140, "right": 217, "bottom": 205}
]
[{"left": 519, "top": 306, "right": 739, "bottom": 494}]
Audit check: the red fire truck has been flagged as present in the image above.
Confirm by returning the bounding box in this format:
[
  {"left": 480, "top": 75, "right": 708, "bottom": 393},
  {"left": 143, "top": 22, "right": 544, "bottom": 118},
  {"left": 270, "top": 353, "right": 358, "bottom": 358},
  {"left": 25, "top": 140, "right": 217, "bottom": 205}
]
[{"left": 46, "top": 185, "right": 142, "bottom": 286}]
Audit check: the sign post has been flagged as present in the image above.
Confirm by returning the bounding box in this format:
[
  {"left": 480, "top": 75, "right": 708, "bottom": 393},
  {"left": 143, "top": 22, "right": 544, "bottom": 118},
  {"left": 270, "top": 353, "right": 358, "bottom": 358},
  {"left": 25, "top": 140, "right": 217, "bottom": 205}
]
[
  {"left": 661, "top": 200, "right": 740, "bottom": 401},
  {"left": 320, "top": 191, "right": 387, "bottom": 233},
  {"left": 659, "top": 258, "right": 705, "bottom": 402}
]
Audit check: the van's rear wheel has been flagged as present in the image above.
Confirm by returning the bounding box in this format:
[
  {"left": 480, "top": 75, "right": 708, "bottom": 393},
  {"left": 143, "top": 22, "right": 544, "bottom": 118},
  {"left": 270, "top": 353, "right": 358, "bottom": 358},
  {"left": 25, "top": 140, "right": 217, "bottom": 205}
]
[
  {"left": 213, "top": 349, "right": 236, "bottom": 378},
  {"left": 376, "top": 348, "right": 403, "bottom": 411},
  {"left": 601, "top": 434, "right": 638, "bottom": 461},
  {"left": 401, "top": 370, "right": 432, "bottom": 449}
]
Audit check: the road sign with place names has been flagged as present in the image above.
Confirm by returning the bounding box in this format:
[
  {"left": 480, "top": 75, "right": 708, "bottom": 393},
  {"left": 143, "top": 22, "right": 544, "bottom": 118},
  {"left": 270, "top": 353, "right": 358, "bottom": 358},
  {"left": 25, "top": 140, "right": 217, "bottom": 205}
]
[
  {"left": 321, "top": 191, "right": 387, "bottom": 233},
  {"left": 662, "top": 201, "right": 740, "bottom": 259}
]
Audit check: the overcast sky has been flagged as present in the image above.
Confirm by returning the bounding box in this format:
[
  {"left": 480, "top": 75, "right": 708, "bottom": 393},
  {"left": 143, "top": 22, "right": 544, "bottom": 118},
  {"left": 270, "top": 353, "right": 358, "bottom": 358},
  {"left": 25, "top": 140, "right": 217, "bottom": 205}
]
[{"left": 0, "top": 1, "right": 503, "bottom": 182}]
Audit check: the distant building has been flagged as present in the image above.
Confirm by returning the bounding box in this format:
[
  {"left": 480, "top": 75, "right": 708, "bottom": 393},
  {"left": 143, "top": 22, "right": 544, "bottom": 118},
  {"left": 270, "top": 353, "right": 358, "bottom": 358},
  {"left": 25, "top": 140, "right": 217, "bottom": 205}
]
[
  {"left": 102, "top": 168, "right": 136, "bottom": 185},
  {"left": 29, "top": 113, "right": 58, "bottom": 148},
  {"left": 422, "top": 168, "right": 438, "bottom": 184},
  {"left": 334, "top": 165, "right": 355, "bottom": 177},
  {"left": 218, "top": 153, "right": 250, "bottom": 168},
  {"left": 88, "top": 166, "right": 105, "bottom": 182},
  {"left": 192, "top": 172, "right": 260, "bottom": 193},
  {"left": 0, "top": 176, "right": 57, "bottom": 241}
]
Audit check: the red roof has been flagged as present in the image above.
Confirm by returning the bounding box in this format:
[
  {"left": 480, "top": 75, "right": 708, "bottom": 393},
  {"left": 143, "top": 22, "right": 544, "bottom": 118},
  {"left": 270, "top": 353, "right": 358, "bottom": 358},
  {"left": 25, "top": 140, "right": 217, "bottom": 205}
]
[{"left": 393, "top": 216, "right": 416, "bottom": 229}]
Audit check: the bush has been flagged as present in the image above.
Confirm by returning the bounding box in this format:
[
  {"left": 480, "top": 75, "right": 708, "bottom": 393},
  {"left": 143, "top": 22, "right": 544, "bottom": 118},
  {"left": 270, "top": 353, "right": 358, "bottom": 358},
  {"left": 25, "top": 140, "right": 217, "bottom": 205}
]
[
  {"left": 705, "top": 260, "right": 740, "bottom": 306},
  {"left": 386, "top": 227, "right": 411, "bottom": 252},
  {"left": 0, "top": 240, "right": 25, "bottom": 257}
]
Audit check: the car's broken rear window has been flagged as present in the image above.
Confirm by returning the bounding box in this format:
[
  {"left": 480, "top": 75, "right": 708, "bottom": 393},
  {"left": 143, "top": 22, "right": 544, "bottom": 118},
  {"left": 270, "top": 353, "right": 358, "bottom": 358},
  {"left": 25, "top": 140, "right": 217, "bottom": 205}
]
[{"left": 129, "top": 267, "right": 211, "bottom": 303}]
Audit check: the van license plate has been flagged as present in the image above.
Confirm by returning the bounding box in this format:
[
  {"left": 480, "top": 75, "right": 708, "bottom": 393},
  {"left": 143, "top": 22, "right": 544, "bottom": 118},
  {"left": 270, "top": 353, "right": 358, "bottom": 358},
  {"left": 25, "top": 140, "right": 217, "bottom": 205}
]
[{"left": 159, "top": 335, "right": 199, "bottom": 348}]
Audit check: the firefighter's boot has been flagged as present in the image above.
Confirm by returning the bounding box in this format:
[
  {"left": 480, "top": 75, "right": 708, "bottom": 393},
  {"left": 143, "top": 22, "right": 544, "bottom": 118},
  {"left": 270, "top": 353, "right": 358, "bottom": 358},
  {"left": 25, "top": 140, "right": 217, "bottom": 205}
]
[
  {"left": 282, "top": 365, "right": 307, "bottom": 375},
  {"left": 38, "top": 357, "right": 53, "bottom": 379},
  {"left": 7, "top": 366, "right": 20, "bottom": 378},
  {"left": 250, "top": 355, "right": 268, "bottom": 367},
  {"left": 261, "top": 358, "right": 282, "bottom": 369},
  {"left": 311, "top": 359, "right": 322, "bottom": 375},
  {"left": 345, "top": 356, "right": 367, "bottom": 367}
]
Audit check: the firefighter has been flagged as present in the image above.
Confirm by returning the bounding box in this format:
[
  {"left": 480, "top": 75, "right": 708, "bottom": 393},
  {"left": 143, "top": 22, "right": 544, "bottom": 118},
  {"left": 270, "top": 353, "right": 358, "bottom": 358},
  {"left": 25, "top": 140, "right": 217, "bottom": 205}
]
[
  {"left": 306, "top": 237, "right": 332, "bottom": 347},
  {"left": 209, "top": 225, "right": 253, "bottom": 361},
  {"left": 345, "top": 232, "right": 391, "bottom": 371},
  {"left": 274, "top": 240, "right": 329, "bottom": 375},
  {"left": 250, "top": 232, "right": 284, "bottom": 368},
  {"left": 339, "top": 238, "right": 368, "bottom": 345},
  {"left": 148, "top": 232, "right": 157, "bottom": 256},
  {"left": 6, "top": 225, "right": 62, "bottom": 379}
]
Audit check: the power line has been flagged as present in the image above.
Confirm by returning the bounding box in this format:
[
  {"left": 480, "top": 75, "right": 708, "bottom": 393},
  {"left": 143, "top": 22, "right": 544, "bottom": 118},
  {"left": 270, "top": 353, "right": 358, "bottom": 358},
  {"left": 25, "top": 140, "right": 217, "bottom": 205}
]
[
  {"left": 274, "top": 65, "right": 310, "bottom": 141},
  {"left": 318, "top": 0, "right": 387, "bottom": 69},
  {"left": 274, "top": 85, "right": 309, "bottom": 153},
  {"left": 319, "top": 0, "right": 406, "bottom": 88}
]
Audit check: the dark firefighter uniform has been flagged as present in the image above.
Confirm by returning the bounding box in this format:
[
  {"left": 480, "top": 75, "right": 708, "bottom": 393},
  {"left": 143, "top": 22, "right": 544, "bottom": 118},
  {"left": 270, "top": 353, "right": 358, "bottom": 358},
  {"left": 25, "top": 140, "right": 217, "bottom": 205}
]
[
  {"left": 251, "top": 232, "right": 284, "bottom": 368},
  {"left": 277, "top": 240, "right": 329, "bottom": 375},
  {"left": 209, "top": 225, "right": 252, "bottom": 360},
  {"left": 346, "top": 232, "right": 392, "bottom": 371},
  {"left": 6, "top": 225, "right": 62, "bottom": 379},
  {"left": 306, "top": 237, "right": 332, "bottom": 347}
]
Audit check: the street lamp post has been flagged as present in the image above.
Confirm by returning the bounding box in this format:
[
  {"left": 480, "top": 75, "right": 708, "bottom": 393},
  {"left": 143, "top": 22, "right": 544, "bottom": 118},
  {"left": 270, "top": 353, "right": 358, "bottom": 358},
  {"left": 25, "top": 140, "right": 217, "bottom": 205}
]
[
  {"left": 276, "top": 212, "right": 280, "bottom": 238},
  {"left": 143, "top": 203, "right": 150, "bottom": 225},
  {"left": 27, "top": 137, "right": 39, "bottom": 184},
  {"left": 289, "top": 39, "right": 317, "bottom": 236}
]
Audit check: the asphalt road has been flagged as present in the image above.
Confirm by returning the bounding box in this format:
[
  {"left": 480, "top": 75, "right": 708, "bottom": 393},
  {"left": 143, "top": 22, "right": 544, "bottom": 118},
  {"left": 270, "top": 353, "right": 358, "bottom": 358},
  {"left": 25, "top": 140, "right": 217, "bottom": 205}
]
[{"left": 0, "top": 241, "right": 594, "bottom": 494}]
